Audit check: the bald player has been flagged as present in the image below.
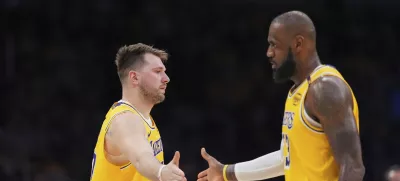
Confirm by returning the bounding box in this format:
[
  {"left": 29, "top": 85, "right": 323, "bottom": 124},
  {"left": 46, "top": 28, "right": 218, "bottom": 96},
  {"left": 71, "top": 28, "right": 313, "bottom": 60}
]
[{"left": 197, "top": 11, "right": 365, "bottom": 181}]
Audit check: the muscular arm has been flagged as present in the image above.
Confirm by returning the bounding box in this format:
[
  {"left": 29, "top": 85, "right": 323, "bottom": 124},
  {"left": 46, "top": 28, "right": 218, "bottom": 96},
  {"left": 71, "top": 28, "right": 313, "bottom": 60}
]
[
  {"left": 306, "top": 76, "right": 365, "bottom": 181},
  {"left": 107, "top": 112, "right": 162, "bottom": 181}
]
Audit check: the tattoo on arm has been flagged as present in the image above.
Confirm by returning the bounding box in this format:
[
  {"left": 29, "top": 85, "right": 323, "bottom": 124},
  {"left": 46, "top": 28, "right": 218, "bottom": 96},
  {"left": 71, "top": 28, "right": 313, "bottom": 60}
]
[
  {"left": 306, "top": 76, "right": 365, "bottom": 181},
  {"left": 226, "top": 165, "right": 238, "bottom": 181}
]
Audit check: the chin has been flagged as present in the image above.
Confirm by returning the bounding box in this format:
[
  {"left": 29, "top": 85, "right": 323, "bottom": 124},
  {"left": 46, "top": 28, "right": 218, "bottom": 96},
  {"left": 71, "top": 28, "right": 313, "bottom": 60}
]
[{"left": 154, "top": 95, "right": 165, "bottom": 104}]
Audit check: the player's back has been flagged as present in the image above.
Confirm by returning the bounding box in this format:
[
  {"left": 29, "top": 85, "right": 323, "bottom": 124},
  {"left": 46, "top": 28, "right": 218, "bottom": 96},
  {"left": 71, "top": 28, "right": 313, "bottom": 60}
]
[
  {"left": 90, "top": 100, "right": 164, "bottom": 181},
  {"left": 281, "top": 65, "right": 359, "bottom": 181}
]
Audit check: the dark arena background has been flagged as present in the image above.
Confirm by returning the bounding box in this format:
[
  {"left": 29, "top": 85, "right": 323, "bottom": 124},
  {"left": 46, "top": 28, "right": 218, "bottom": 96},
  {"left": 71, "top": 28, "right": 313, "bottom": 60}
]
[{"left": 2, "top": 0, "right": 400, "bottom": 181}]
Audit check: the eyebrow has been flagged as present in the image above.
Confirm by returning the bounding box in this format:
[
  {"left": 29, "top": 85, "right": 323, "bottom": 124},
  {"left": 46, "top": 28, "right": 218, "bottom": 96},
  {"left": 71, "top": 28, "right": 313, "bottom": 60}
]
[
  {"left": 152, "top": 67, "right": 166, "bottom": 71},
  {"left": 268, "top": 37, "right": 279, "bottom": 44}
]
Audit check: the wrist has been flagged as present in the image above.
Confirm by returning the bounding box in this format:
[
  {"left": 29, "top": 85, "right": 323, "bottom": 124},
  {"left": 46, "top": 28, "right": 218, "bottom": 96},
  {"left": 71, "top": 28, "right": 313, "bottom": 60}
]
[
  {"left": 223, "top": 165, "right": 228, "bottom": 181},
  {"left": 223, "top": 164, "right": 237, "bottom": 181},
  {"left": 157, "top": 164, "right": 166, "bottom": 181}
]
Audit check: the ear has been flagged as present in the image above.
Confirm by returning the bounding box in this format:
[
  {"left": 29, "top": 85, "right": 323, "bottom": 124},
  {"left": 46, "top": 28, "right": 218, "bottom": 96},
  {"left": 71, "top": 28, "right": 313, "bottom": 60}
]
[
  {"left": 293, "top": 35, "right": 305, "bottom": 53},
  {"left": 128, "top": 70, "right": 140, "bottom": 85}
]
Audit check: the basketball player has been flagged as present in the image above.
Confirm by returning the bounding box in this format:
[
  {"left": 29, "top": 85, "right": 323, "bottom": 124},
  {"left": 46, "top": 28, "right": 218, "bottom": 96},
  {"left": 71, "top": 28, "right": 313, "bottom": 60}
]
[
  {"left": 90, "top": 43, "right": 186, "bottom": 181},
  {"left": 197, "top": 11, "right": 365, "bottom": 181}
]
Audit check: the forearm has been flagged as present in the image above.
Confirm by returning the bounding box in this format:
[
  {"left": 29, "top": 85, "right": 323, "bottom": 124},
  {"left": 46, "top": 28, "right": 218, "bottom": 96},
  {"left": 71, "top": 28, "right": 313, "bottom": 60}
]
[
  {"left": 224, "top": 150, "right": 284, "bottom": 181},
  {"left": 338, "top": 156, "right": 365, "bottom": 181},
  {"left": 131, "top": 151, "right": 164, "bottom": 181}
]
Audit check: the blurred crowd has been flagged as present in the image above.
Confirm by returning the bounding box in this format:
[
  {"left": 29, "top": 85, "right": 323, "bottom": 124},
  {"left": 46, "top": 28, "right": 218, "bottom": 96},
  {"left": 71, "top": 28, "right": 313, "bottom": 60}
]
[{"left": 2, "top": 0, "right": 400, "bottom": 181}]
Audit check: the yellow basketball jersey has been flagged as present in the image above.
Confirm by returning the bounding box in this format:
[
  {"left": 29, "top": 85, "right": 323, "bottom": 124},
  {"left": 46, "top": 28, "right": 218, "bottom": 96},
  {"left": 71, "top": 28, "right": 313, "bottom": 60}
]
[
  {"left": 281, "top": 65, "right": 359, "bottom": 181},
  {"left": 90, "top": 100, "right": 164, "bottom": 181}
]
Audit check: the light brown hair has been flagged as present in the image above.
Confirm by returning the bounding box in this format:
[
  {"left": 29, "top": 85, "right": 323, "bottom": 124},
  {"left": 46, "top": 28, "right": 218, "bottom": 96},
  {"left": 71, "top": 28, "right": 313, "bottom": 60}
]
[{"left": 115, "top": 43, "right": 168, "bottom": 81}]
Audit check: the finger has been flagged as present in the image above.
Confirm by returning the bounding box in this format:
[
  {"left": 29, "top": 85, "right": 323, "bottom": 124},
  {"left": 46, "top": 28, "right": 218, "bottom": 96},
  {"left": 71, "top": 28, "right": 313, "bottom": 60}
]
[
  {"left": 171, "top": 173, "right": 185, "bottom": 181},
  {"left": 201, "top": 148, "right": 214, "bottom": 162},
  {"left": 170, "top": 151, "right": 180, "bottom": 167},
  {"left": 172, "top": 167, "right": 185, "bottom": 177},
  {"left": 197, "top": 177, "right": 208, "bottom": 181},
  {"left": 197, "top": 174, "right": 207, "bottom": 180},
  {"left": 197, "top": 169, "right": 208, "bottom": 178}
]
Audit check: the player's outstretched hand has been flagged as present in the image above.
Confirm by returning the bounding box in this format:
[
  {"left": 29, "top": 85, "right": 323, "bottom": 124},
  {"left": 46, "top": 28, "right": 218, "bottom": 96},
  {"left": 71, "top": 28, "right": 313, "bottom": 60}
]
[
  {"left": 197, "top": 148, "right": 224, "bottom": 181},
  {"left": 161, "top": 151, "right": 187, "bottom": 181}
]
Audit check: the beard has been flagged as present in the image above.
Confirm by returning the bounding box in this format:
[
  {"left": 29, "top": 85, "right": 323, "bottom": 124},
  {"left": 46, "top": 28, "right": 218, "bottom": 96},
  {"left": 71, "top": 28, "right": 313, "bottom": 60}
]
[
  {"left": 272, "top": 48, "right": 297, "bottom": 83},
  {"left": 139, "top": 82, "right": 165, "bottom": 104}
]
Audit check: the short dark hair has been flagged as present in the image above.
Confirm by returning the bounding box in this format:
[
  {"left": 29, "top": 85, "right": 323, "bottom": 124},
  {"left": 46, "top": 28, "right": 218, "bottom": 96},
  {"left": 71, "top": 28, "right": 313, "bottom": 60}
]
[
  {"left": 272, "top": 10, "right": 316, "bottom": 41},
  {"left": 115, "top": 43, "right": 168, "bottom": 81}
]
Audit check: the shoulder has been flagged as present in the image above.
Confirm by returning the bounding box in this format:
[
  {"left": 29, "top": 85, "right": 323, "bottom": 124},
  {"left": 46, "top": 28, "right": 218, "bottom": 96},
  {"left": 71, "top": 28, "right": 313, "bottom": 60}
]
[
  {"left": 108, "top": 111, "right": 145, "bottom": 134},
  {"left": 305, "top": 75, "right": 353, "bottom": 120},
  {"left": 308, "top": 75, "right": 352, "bottom": 104},
  {"left": 114, "top": 110, "right": 140, "bottom": 121}
]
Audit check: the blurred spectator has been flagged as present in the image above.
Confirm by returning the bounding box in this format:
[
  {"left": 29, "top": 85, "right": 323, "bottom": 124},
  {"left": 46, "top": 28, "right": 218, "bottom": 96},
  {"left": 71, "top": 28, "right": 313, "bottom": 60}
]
[{"left": 385, "top": 165, "right": 400, "bottom": 181}]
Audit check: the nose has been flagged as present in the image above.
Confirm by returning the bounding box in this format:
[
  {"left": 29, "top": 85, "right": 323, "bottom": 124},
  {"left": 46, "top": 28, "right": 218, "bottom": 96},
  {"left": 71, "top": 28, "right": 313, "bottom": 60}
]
[
  {"left": 266, "top": 48, "right": 274, "bottom": 58},
  {"left": 162, "top": 73, "right": 170, "bottom": 83}
]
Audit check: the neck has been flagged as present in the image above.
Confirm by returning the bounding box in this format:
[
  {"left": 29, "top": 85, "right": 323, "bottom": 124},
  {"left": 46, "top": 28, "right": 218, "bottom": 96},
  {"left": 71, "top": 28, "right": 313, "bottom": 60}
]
[
  {"left": 121, "top": 87, "right": 153, "bottom": 119},
  {"left": 291, "top": 52, "right": 321, "bottom": 85}
]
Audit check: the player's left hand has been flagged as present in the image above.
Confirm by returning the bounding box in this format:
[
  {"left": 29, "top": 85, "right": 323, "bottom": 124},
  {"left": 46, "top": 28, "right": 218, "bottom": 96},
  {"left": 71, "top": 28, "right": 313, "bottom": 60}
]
[{"left": 197, "top": 148, "right": 224, "bottom": 181}]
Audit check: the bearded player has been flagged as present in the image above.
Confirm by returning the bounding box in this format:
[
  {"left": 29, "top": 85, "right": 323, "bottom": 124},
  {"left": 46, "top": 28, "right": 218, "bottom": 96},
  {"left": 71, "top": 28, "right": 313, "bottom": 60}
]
[
  {"left": 198, "top": 11, "right": 365, "bottom": 181},
  {"left": 90, "top": 43, "right": 186, "bottom": 181}
]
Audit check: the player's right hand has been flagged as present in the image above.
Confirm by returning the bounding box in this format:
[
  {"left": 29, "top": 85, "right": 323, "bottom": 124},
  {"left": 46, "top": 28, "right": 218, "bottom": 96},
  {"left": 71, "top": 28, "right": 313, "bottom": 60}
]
[
  {"left": 161, "top": 151, "right": 187, "bottom": 181},
  {"left": 197, "top": 148, "right": 224, "bottom": 181}
]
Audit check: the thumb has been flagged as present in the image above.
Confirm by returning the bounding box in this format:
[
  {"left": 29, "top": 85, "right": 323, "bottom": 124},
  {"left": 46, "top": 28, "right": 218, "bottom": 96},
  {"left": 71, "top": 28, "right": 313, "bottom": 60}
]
[
  {"left": 201, "top": 147, "right": 214, "bottom": 163},
  {"left": 169, "top": 151, "right": 180, "bottom": 167}
]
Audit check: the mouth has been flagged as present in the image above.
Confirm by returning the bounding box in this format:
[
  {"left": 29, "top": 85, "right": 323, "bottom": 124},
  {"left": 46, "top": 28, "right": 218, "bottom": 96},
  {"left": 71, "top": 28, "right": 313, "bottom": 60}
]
[{"left": 270, "top": 60, "right": 277, "bottom": 69}]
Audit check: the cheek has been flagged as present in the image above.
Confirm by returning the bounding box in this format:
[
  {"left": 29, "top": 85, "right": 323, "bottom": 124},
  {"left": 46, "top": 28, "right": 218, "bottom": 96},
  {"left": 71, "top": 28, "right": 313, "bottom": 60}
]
[
  {"left": 144, "top": 73, "right": 161, "bottom": 84},
  {"left": 274, "top": 49, "right": 286, "bottom": 65}
]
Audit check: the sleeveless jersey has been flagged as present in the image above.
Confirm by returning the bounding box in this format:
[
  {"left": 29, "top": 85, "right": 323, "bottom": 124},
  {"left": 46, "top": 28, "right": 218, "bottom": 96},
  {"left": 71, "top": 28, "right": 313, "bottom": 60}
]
[
  {"left": 281, "top": 65, "right": 359, "bottom": 181},
  {"left": 90, "top": 100, "right": 164, "bottom": 181}
]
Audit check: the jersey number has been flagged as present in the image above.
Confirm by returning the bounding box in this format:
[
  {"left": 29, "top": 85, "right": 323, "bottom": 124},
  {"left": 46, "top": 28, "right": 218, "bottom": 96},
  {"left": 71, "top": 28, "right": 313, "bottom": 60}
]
[
  {"left": 90, "top": 153, "right": 97, "bottom": 180},
  {"left": 282, "top": 133, "right": 290, "bottom": 168}
]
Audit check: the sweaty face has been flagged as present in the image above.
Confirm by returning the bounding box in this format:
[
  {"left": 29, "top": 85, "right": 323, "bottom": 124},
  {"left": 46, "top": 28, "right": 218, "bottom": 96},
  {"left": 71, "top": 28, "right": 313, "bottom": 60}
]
[
  {"left": 137, "top": 53, "right": 170, "bottom": 104},
  {"left": 267, "top": 23, "right": 297, "bottom": 83}
]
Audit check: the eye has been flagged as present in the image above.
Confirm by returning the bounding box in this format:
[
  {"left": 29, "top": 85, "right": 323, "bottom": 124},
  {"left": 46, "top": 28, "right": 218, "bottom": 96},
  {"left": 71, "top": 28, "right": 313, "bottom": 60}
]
[{"left": 269, "top": 42, "right": 276, "bottom": 48}]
